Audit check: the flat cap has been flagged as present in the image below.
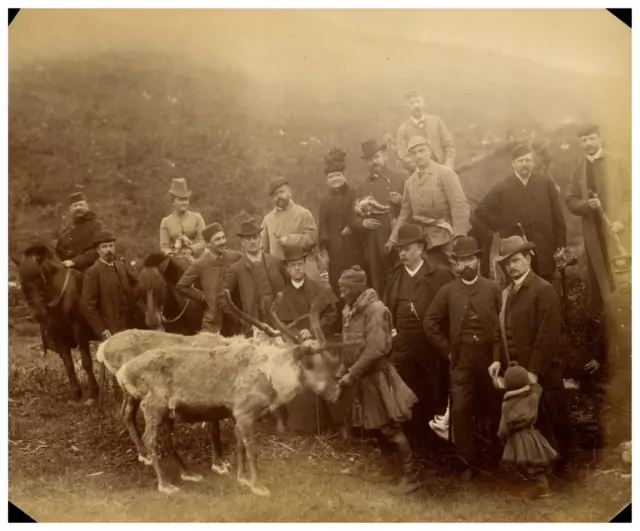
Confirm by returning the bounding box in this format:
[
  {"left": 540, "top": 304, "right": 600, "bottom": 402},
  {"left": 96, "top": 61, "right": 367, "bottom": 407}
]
[
  {"left": 407, "top": 135, "right": 428, "bottom": 152},
  {"left": 268, "top": 177, "right": 289, "bottom": 197}
]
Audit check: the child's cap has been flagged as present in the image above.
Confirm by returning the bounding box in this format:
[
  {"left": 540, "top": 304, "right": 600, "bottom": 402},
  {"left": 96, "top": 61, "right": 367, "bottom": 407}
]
[{"left": 503, "top": 361, "right": 530, "bottom": 391}]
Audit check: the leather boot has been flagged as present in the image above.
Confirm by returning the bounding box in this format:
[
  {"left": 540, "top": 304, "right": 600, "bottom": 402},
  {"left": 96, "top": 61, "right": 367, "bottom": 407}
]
[{"left": 389, "top": 432, "right": 422, "bottom": 494}]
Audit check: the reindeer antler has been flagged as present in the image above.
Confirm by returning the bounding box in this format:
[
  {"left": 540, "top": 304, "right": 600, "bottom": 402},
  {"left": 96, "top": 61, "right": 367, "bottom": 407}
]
[
  {"left": 268, "top": 293, "right": 303, "bottom": 345},
  {"left": 222, "top": 290, "right": 280, "bottom": 338},
  {"left": 309, "top": 298, "right": 327, "bottom": 344}
]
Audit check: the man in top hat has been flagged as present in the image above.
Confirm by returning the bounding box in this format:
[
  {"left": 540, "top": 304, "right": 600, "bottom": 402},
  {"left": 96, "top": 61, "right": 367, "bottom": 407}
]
[
  {"left": 261, "top": 176, "right": 325, "bottom": 283},
  {"left": 353, "top": 139, "right": 407, "bottom": 296},
  {"left": 396, "top": 89, "right": 455, "bottom": 172},
  {"left": 318, "top": 148, "right": 365, "bottom": 296},
  {"left": 55, "top": 191, "right": 103, "bottom": 272},
  {"left": 494, "top": 235, "right": 572, "bottom": 471},
  {"left": 475, "top": 143, "right": 567, "bottom": 282},
  {"left": 159, "top": 178, "right": 206, "bottom": 264},
  {"left": 275, "top": 244, "right": 340, "bottom": 434},
  {"left": 80, "top": 230, "right": 142, "bottom": 341},
  {"left": 387, "top": 136, "right": 471, "bottom": 270},
  {"left": 176, "top": 222, "right": 244, "bottom": 335},
  {"left": 218, "top": 217, "right": 287, "bottom": 337},
  {"left": 424, "top": 236, "right": 503, "bottom": 479},
  {"left": 382, "top": 223, "right": 454, "bottom": 449}
]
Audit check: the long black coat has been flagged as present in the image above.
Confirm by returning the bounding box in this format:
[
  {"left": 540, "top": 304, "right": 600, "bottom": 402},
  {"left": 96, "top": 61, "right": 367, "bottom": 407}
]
[
  {"left": 318, "top": 184, "right": 364, "bottom": 294},
  {"left": 55, "top": 211, "right": 103, "bottom": 272},
  {"left": 474, "top": 172, "right": 566, "bottom": 278}
]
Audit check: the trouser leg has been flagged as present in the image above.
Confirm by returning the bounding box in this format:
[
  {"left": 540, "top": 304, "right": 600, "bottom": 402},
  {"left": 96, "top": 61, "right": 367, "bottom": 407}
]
[{"left": 450, "top": 362, "right": 476, "bottom": 467}]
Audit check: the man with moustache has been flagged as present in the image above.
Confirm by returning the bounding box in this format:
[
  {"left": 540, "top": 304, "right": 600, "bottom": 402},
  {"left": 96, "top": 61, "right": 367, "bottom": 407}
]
[
  {"left": 218, "top": 217, "right": 286, "bottom": 338},
  {"left": 318, "top": 148, "right": 364, "bottom": 296},
  {"left": 177, "top": 222, "right": 244, "bottom": 335},
  {"left": 81, "top": 230, "right": 142, "bottom": 341},
  {"left": 55, "top": 191, "right": 103, "bottom": 273},
  {"left": 424, "top": 236, "right": 503, "bottom": 480},
  {"left": 475, "top": 143, "right": 567, "bottom": 282},
  {"left": 383, "top": 224, "right": 454, "bottom": 449},
  {"left": 261, "top": 177, "right": 325, "bottom": 283},
  {"left": 387, "top": 136, "right": 471, "bottom": 271},
  {"left": 354, "top": 139, "right": 406, "bottom": 296},
  {"left": 495, "top": 235, "right": 572, "bottom": 472},
  {"left": 396, "top": 89, "right": 455, "bottom": 172}
]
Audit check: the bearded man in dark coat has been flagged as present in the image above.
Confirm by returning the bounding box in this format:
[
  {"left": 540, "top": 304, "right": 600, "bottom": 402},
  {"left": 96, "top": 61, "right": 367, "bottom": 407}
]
[
  {"left": 80, "top": 230, "right": 142, "bottom": 340},
  {"left": 55, "top": 192, "right": 103, "bottom": 273}
]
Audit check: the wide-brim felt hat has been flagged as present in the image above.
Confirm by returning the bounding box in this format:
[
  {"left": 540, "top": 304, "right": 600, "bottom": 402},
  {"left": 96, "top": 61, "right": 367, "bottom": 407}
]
[
  {"left": 451, "top": 236, "right": 482, "bottom": 259},
  {"left": 496, "top": 236, "right": 536, "bottom": 264},
  {"left": 94, "top": 230, "right": 116, "bottom": 246},
  {"left": 394, "top": 223, "right": 427, "bottom": 248},
  {"left": 360, "top": 139, "right": 387, "bottom": 160},
  {"left": 283, "top": 244, "right": 307, "bottom": 262},
  {"left": 168, "top": 178, "right": 192, "bottom": 198},
  {"left": 236, "top": 218, "right": 262, "bottom": 238}
]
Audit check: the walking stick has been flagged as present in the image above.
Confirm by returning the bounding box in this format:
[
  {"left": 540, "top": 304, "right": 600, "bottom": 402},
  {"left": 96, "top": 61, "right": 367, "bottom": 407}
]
[{"left": 98, "top": 361, "right": 106, "bottom": 410}]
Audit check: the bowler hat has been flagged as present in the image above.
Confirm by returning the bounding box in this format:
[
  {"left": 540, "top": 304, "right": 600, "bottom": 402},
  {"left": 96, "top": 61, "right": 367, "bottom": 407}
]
[
  {"left": 511, "top": 143, "right": 535, "bottom": 161},
  {"left": 283, "top": 244, "right": 307, "bottom": 263},
  {"left": 236, "top": 218, "right": 262, "bottom": 238},
  {"left": 202, "top": 222, "right": 224, "bottom": 242},
  {"left": 94, "top": 230, "right": 116, "bottom": 247},
  {"left": 395, "top": 224, "right": 427, "bottom": 249},
  {"left": 168, "top": 178, "right": 192, "bottom": 198},
  {"left": 360, "top": 139, "right": 387, "bottom": 160},
  {"left": 451, "top": 236, "right": 482, "bottom": 259},
  {"left": 268, "top": 177, "right": 289, "bottom": 197},
  {"left": 69, "top": 192, "right": 87, "bottom": 205},
  {"left": 495, "top": 236, "right": 536, "bottom": 264},
  {"left": 407, "top": 135, "right": 428, "bottom": 153}
]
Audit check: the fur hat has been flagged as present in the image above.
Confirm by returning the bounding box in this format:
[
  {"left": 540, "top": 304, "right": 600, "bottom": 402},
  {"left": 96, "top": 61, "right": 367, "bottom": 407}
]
[
  {"left": 324, "top": 148, "right": 347, "bottom": 174},
  {"left": 202, "top": 223, "right": 224, "bottom": 242},
  {"left": 338, "top": 265, "right": 368, "bottom": 291},
  {"left": 503, "top": 361, "right": 530, "bottom": 391}
]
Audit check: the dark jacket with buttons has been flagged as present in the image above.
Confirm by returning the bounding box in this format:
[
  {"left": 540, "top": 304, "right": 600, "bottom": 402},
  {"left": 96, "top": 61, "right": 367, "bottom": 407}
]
[
  {"left": 423, "top": 276, "right": 502, "bottom": 366},
  {"left": 55, "top": 211, "right": 103, "bottom": 272}
]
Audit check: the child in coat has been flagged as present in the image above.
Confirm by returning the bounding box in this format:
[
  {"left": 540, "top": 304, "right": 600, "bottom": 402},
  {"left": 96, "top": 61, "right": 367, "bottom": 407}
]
[{"left": 498, "top": 361, "right": 558, "bottom": 498}]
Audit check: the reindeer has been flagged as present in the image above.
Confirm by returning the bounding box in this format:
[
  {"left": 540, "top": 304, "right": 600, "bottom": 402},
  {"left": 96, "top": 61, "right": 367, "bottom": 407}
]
[{"left": 116, "top": 289, "right": 358, "bottom": 496}]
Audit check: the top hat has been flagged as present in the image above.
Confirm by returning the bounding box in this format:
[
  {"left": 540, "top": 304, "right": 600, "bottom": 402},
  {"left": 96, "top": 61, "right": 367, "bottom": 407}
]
[
  {"left": 495, "top": 236, "right": 536, "bottom": 264},
  {"left": 236, "top": 218, "right": 262, "bottom": 238},
  {"left": 451, "top": 236, "right": 482, "bottom": 259},
  {"left": 395, "top": 223, "right": 427, "bottom": 248},
  {"left": 360, "top": 139, "right": 387, "bottom": 160},
  {"left": 268, "top": 177, "right": 289, "bottom": 197},
  {"left": 283, "top": 244, "right": 307, "bottom": 263},
  {"left": 168, "top": 178, "right": 192, "bottom": 198},
  {"left": 94, "top": 230, "right": 116, "bottom": 247},
  {"left": 202, "top": 222, "right": 224, "bottom": 242}
]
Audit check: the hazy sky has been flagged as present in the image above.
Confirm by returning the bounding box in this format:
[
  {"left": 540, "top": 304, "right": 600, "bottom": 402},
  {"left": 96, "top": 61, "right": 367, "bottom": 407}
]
[{"left": 9, "top": 9, "right": 630, "bottom": 78}]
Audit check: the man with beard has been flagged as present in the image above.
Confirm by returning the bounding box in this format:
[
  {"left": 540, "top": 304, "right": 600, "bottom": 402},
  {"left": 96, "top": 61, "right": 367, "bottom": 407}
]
[
  {"left": 318, "top": 148, "right": 364, "bottom": 296},
  {"left": 55, "top": 192, "right": 103, "bottom": 273},
  {"left": 81, "top": 230, "right": 142, "bottom": 340},
  {"left": 387, "top": 136, "right": 471, "bottom": 271},
  {"left": 218, "top": 217, "right": 287, "bottom": 338},
  {"left": 176, "top": 222, "right": 244, "bottom": 335},
  {"left": 475, "top": 143, "right": 567, "bottom": 282},
  {"left": 262, "top": 177, "right": 325, "bottom": 283},
  {"left": 495, "top": 235, "right": 572, "bottom": 473},
  {"left": 424, "top": 236, "right": 503, "bottom": 480},
  {"left": 353, "top": 139, "right": 406, "bottom": 296},
  {"left": 396, "top": 89, "right": 455, "bottom": 172},
  {"left": 383, "top": 224, "right": 454, "bottom": 450}
]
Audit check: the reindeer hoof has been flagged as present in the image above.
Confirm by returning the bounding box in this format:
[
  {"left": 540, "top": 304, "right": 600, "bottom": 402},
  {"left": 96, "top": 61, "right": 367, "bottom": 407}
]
[
  {"left": 158, "top": 483, "right": 180, "bottom": 495},
  {"left": 181, "top": 472, "right": 204, "bottom": 483},
  {"left": 212, "top": 461, "right": 230, "bottom": 475},
  {"left": 138, "top": 455, "right": 152, "bottom": 466},
  {"left": 250, "top": 484, "right": 271, "bottom": 497}
]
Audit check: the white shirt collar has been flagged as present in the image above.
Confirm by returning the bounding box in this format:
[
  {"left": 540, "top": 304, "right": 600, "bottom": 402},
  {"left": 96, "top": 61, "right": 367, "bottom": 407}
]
[
  {"left": 405, "top": 260, "right": 424, "bottom": 277},
  {"left": 514, "top": 171, "right": 531, "bottom": 186},
  {"left": 100, "top": 258, "right": 115, "bottom": 267},
  {"left": 586, "top": 148, "right": 603, "bottom": 163},
  {"left": 513, "top": 269, "right": 531, "bottom": 287},
  {"left": 461, "top": 276, "right": 479, "bottom": 285},
  {"left": 291, "top": 278, "right": 305, "bottom": 289}
]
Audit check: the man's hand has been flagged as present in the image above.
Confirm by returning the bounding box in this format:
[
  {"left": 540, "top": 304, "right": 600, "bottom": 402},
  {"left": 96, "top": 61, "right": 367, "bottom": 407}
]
[
  {"left": 388, "top": 191, "right": 402, "bottom": 205},
  {"left": 584, "top": 358, "right": 601, "bottom": 374},
  {"left": 488, "top": 361, "right": 502, "bottom": 379},
  {"left": 62, "top": 260, "right": 75, "bottom": 268},
  {"left": 587, "top": 197, "right": 602, "bottom": 210},
  {"left": 528, "top": 372, "right": 538, "bottom": 384},
  {"left": 384, "top": 240, "right": 395, "bottom": 253},
  {"left": 278, "top": 235, "right": 291, "bottom": 247},
  {"left": 339, "top": 372, "right": 353, "bottom": 387},
  {"left": 362, "top": 218, "right": 381, "bottom": 230},
  {"left": 101, "top": 330, "right": 112, "bottom": 341},
  {"left": 299, "top": 329, "right": 312, "bottom": 341},
  {"left": 335, "top": 364, "right": 347, "bottom": 379},
  {"left": 611, "top": 221, "right": 624, "bottom": 234},
  {"left": 341, "top": 226, "right": 352, "bottom": 237}
]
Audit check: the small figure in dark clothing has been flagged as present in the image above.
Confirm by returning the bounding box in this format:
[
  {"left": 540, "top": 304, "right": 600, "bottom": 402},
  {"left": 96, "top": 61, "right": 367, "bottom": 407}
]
[{"left": 498, "top": 361, "right": 558, "bottom": 499}]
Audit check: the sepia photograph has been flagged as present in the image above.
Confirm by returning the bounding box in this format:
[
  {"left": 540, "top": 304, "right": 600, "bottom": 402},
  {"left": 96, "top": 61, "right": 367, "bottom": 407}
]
[{"left": 5, "top": 5, "right": 633, "bottom": 523}]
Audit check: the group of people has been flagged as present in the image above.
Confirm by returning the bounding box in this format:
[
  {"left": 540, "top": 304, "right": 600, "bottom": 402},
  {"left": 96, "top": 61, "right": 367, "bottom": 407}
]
[{"left": 51, "top": 89, "right": 630, "bottom": 499}]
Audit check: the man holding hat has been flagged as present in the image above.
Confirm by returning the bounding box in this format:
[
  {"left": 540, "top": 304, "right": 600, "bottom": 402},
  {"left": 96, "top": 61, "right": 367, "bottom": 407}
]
[
  {"left": 177, "top": 222, "right": 243, "bottom": 334},
  {"left": 388, "top": 135, "right": 471, "bottom": 270},
  {"left": 494, "top": 235, "right": 572, "bottom": 472},
  {"left": 424, "top": 236, "right": 503, "bottom": 479},
  {"left": 81, "top": 230, "right": 142, "bottom": 341},
  {"left": 396, "top": 89, "right": 455, "bottom": 172},
  {"left": 55, "top": 191, "right": 103, "bottom": 272},
  {"left": 262, "top": 176, "right": 324, "bottom": 283},
  {"left": 475, "top": 143, "right": 566, "bottom": 282},
  {"left": 383, "top": 223, "right": 454, "bottom": 449},
  {"left": 353, "top": 139, "right": 407, "bottom": 296},
  {"left": 218, "top": 217, "right": 286, "bottom": 337}
]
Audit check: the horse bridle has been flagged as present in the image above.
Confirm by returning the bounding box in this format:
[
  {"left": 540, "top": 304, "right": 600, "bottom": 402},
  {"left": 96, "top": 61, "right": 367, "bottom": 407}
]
[{"left": 161, "top": 298, "right": 192, "bottom": 324}]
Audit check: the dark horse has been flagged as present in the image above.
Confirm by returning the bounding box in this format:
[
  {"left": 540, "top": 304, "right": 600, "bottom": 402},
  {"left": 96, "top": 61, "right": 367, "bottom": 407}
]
[
  {"left": 18, "top": 243, "right": 100, "bottom": 405},
  {"left": 136, "top": 253, "right": 205, "bottom": 336}
]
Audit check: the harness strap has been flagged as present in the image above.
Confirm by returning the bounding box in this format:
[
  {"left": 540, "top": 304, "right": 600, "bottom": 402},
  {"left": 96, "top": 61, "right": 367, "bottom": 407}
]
[
  {"left": 47, "top": 269, "right": 72, "bottom": 308},
  {"left": 162, "top": 299, "right": 192, "bottom": 324}
]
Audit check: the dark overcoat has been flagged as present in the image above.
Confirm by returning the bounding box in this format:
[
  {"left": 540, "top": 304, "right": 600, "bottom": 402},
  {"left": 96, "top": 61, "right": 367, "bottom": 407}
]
[{"left": 55, "top": 211, "right": 103, "bottom": 272}]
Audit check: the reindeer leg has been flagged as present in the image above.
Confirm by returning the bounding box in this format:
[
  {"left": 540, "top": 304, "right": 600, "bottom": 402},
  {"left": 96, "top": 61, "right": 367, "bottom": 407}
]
[
  {"left": 59, "top": 349, "right": 82, "bottom": 404},
  {"left": 235, "top": 422, "right": 249, "bottom": 488},
  {"left": 236, "top": 415, "right": 270, "bottom": 497},
  {"left": 123, "top": 395, "right": 151, "bottom": 466},
  {"left": 163, "top": 418, "right": 203, "bottom": 483},
  {"left": 141, "top": 405, "right": 178, "bottom": 494},
  {"left": 78, "top": 339, "right": 98, "bottom": 405},
  {"left": 208, "top": 420, "right": 230, "bottom": 475}
]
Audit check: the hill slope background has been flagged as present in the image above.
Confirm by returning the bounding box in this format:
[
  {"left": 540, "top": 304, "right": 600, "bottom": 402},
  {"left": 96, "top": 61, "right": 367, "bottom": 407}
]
[{"left": 8, "top": 9, "right": 631, "bottom": 260}]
